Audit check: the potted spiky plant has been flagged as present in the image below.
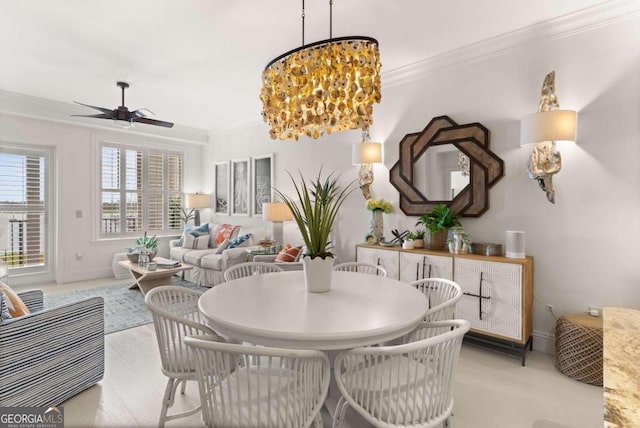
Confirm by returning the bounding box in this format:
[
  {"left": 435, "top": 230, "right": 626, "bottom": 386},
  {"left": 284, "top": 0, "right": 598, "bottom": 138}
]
[{"left": 275, "top": 170, "right": 356, "bottom": 293}]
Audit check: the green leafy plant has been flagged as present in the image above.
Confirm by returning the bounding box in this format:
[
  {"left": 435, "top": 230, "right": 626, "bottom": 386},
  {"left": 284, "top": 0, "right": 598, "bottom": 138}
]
[
  {"left": 136, "top": 231, "right": 158, "bottom": 252},
  {"left": 413, "top": 229, "right": 426, "bottom": 239},
  {"left": 416, "top": 204, "right": 461, "bottom": 233},
  {"left": 405, "top": 232, "right": 417, "bottom": 240},
  {"left": 275, "top": 170, "right": 356, "bottom": 259}
]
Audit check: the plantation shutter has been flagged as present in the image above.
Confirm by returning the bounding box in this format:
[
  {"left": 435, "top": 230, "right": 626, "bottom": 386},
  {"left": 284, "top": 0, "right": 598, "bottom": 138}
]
[
  {"left": 100, "top": 143, "right": 184, "bottom": 237},
  {"left": 148, "top": 152, "right": 164, "bottom": 231},
  {"left": 0, "top": 148, "right": 48, "bottom": 272},
  {"left": 167, "top": 153, "right": 183, "bottom": 231}
]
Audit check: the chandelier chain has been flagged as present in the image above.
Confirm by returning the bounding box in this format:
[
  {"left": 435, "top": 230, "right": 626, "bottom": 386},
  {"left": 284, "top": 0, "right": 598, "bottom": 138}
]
[
  {"left": 329, "top": 0, "right": 333, "bottom": 39},
  {"left": 301, "top": 0, "right": 305, "bottom": 45}
]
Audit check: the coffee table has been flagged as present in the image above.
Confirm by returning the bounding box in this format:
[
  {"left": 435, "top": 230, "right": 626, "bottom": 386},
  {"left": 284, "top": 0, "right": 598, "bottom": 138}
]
[{"left": 118, "top": 260, "right": 192, "bottom": 295}]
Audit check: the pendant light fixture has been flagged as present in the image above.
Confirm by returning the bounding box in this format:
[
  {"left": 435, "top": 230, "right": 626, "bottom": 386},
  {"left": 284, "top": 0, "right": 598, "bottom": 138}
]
[{"left": 260, "top": 0, "right": 382, "bottom": 140}]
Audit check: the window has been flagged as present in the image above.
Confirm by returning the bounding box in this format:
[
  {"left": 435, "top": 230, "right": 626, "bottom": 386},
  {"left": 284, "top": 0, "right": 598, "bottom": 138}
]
[
  {"left": 0, "top": 146, "right": 50, "bottom": 274},
  {"left": 100, "top": 143, "right": 183, "bottom": 238}
]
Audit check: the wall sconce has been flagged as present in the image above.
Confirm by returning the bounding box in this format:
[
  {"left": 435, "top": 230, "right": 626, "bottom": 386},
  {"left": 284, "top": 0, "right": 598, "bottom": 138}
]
[
  {"left": 352, "top": 127, "right": 383, "bottom": 200},
  {"left": 184, "top": 193, "right": 210, "bottom": 226},
  {"left": 520, "top": 71, "right": 577, "bottom": 204},
  {"left": 262, "top": 202, "right": 293, "bottom": 250}
]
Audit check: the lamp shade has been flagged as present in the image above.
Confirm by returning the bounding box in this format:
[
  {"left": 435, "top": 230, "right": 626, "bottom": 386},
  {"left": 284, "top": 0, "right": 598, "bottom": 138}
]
[
  {"left": 185, "top": 193, "right": 210, "bottom": 209},
  {"left": 262, "top": 202, "right": 293, "bottom": 222},
  {"left": 520, "top": 109, "right": 577, "bottom": 145},
  {"left": 352, "top": 142, "right": 383, "bottom": 165}
]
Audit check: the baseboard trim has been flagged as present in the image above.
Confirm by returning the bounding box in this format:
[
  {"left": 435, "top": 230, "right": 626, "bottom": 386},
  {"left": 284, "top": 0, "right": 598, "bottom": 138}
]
[{"left": 532, "top": 330, "right": 556, "bottom": 355}]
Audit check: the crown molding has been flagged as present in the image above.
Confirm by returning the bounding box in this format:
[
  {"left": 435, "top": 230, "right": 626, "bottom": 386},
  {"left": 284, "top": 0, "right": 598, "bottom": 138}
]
[
  {"left": 0, "top": 90, "right": 209, "bottom": 145},
  {"left": 382, "top": 0, "right": 640, "bottom": 88},
  {"left": 211, "top": 114, "right": 264, "bottom": 137}
]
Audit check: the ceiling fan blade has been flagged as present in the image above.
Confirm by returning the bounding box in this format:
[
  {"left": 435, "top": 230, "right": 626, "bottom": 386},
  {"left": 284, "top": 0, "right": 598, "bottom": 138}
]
[
  {"left": 70, "top": 113, "right": 115, "bottom": 119},
  {"left": 132, "top": 108, "right": 154, "bottom": 118},
  {"left": 132, "top": 117, "right": 174, "bottom": 128},
  {"left": 74, "top": 101, "right": 115, "bottom": 115}
]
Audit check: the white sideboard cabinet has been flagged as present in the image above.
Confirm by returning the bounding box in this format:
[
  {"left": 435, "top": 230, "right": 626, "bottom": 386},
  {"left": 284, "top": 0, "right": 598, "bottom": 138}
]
[{"left": 356, "top": 244, "right": 534, "bottom": 364}]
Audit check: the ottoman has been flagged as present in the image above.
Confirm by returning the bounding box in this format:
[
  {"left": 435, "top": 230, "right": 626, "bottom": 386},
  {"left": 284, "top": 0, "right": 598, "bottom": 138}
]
[
  {"left": 112, "top": 252, "right": 133, "bottom": 280},
  {"left": 555, "top": 313, "right": 603, "bottom": 386}
]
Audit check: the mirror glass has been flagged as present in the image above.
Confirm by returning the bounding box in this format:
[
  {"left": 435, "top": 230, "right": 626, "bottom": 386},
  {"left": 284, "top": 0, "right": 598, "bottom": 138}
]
[{"left": 413, "top": 145, "right": 470, "bottom": 201}]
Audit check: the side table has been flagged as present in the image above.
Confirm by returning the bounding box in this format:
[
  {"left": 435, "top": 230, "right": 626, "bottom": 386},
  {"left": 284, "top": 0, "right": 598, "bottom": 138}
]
[{"left": 555, "top": 313, "right": 603, "bottom": 386}]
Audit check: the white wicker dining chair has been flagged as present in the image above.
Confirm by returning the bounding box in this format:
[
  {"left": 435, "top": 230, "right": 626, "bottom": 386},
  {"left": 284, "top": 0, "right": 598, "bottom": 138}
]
[
  {"left": 333, "top": 319, "right": 470, "bottom": 428},
  {"left": 333, "top": 262, "right": 388, "bottom": 277},
  {"left": 185, "top": 335, "right": 331, "bottom": 428},
  {"left": 224, "top": 262, "right": 284, "bottom": 282},
  {"left": 410, "top": 278, "right": 462, "bottom": 323},
  {"left": 145, "top": 286, "right": 226, "bottom": 428}
]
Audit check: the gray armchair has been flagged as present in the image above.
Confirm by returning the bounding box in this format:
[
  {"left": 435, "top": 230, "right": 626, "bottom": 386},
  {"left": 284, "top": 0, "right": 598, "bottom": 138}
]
[{"left": 0, "top": 290, "right": 104, "bottom": 406}]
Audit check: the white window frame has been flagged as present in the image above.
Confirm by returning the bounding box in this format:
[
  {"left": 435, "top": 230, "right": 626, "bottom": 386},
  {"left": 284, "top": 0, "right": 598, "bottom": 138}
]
[
  {"left": 0, "top": 143, "right": 54, "bottom": 276},
  {"left": 98, "top": 141, "right": 184, "bottom": 240}
]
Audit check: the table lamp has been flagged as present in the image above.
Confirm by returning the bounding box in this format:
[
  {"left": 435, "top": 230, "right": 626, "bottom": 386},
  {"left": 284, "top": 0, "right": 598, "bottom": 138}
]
[
  {"left": 185, "top": 193, "right": 210, "bottom": 226},
  {"left": 262, "top": 202, "right": 293, "bottom": 249}
]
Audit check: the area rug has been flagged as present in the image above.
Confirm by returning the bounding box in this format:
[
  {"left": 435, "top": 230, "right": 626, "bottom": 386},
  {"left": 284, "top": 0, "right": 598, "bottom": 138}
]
[{"left": 45, "top": 278, "right": 208, "bottom": 334}]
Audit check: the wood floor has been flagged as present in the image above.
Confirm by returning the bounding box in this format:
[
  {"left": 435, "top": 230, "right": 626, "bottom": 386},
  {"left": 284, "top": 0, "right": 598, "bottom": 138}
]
[{"left": 23, "top": 279, "right": 602, "bottom": 427}]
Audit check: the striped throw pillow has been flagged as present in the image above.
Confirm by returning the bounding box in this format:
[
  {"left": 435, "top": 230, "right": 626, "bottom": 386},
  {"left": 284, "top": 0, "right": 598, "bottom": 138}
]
[{"left": 276, "top": 245, "right": 302, "bottom": 263}]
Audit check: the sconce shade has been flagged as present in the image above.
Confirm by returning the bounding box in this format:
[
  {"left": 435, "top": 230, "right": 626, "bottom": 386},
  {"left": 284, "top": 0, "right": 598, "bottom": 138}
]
[
  {"left": 262, "top": 202, "right": 293, "bottom": 222},
  {"left": 185, "top": 193, "right": 210, "bottom": 209},
  {"left": 520, "top": 109, "right": 577, "bottom": 145},
  {"left": 352, "top": 142, "right": 382, "bottom": 165}
]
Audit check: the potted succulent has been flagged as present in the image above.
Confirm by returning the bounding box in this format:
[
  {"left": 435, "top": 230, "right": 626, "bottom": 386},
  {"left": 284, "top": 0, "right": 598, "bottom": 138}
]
[
  {"left": 413, "top": 229, "right": 426, "bottom": 248},
  {"left": 416, "top": 204, "right": 461, "bottom": 250},
  {"left": 275, "top": 170, "right": 356, "bottom": 293}
]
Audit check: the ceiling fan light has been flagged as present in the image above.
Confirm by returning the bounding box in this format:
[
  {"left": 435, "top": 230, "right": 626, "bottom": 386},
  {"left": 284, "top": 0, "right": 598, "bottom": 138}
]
[{"left": 113, "top": 119, "right": 134, "bottom": 130}]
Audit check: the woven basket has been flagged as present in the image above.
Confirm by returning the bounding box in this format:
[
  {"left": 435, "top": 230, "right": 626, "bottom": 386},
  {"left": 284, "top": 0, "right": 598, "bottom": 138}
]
[{"left": 555, "top": 314, "right": 603, "bottom": 386}]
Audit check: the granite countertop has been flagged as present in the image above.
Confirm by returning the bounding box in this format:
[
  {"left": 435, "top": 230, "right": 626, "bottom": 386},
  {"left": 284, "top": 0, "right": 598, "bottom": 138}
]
[{"left": 604, "top": 307, "right": 640, "bottom": 427}]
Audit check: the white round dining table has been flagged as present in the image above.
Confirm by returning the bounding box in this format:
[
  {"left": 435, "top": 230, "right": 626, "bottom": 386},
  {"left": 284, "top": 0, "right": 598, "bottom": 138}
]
[{"left": 198, "top": 270, "right": 428, "bottom": 350}]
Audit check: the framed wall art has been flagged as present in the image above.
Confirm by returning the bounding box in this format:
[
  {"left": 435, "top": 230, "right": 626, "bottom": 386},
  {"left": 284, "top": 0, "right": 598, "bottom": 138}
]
[
  {"left": 214, "top": 161, "right": 230, "bottom": 215},
  {"left": 231, "top": 158, "right": 250, "bottom": 216},
  {"left": 251, "top": 153, "right": 274, "bottom": 216}
]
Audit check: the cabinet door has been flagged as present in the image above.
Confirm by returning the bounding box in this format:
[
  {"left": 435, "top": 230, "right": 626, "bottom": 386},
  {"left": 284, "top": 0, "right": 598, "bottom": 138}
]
[
  {"left": 356, "top": 247, "right": 399, "bottom": 280},
  {"left": 455, "top": 258, "right": 523, "bottom": 341},
  {"left": 399, "top": 252, "right": 453, "bottom": 282}
]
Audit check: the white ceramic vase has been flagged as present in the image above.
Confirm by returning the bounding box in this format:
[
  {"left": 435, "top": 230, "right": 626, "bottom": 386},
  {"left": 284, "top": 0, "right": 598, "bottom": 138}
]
[{"left": 302, "top": 256, "right": 334, "bottom": 293}]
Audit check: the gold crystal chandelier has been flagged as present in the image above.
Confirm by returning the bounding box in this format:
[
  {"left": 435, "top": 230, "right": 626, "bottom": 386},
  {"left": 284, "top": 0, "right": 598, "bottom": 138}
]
[{"left": 260, "top": 0, "right": 381, "bottom": 140}]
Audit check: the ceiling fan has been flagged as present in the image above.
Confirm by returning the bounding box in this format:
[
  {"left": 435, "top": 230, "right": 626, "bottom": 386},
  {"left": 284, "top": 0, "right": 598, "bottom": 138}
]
[{"left": 72, "top": 81, "right": 174, "bottom": 128}]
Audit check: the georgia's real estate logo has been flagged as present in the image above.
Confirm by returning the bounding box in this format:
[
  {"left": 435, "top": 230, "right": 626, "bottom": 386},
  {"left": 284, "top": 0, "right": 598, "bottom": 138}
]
[{"left": 0, "top": 406, "right": 64, "bottom": 428}]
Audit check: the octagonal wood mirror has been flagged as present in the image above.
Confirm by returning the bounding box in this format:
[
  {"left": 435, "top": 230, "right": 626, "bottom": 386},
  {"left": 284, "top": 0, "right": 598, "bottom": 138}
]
[{"left": 389, "top": 115, "right": 504, "bottom": 217}]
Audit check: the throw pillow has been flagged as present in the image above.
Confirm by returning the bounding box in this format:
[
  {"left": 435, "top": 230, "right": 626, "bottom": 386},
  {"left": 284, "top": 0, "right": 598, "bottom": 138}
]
[
  {"left": 182, "top": 233, "right": 210, "bottom": 249},
  {"left": 216, "top": 224, "right": 238, "bottom": 244},
  {"left": 0, "top": 280, "right": 30, "bottom": 318},
  {"left": 195, "top": 235, "right": 209, "bottom": 250},
  {"left": 214, "top": 239, "right": 230, "bottom": 254},
  {"left": 228, "top": 233, "right": 252, "bottom": 249},
  {"left": 276, "top": 245, "right": 302, "bottom": 262},
  {"left": 177, "top": 223, "right": 210, "bottom": 246},
  {"left": 1, "top": 294, "right": 13, "bottom": 322}
]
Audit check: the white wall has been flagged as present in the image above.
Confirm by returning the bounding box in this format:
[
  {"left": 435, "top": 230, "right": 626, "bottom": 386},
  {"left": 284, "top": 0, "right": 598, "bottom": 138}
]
[
  {"left": 0, "top": 113, "right": 205, "bottom": 286},
  {"left": 207, "top": 15, "right": 640, "bottom": 351}
]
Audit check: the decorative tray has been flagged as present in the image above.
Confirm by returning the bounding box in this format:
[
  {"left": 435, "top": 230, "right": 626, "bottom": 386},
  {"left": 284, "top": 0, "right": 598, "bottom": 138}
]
[{"left": 379, "top": 241, "right": 399, "bottom": 247}]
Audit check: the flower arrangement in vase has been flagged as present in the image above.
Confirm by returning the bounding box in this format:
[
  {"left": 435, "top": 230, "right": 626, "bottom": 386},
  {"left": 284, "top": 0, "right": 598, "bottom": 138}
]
[
  {"left": 275, "top": 169, "right": 356, "bottom": 292},
  {"left": 365, "top": 199, "right": 393, "bottom": 244}
]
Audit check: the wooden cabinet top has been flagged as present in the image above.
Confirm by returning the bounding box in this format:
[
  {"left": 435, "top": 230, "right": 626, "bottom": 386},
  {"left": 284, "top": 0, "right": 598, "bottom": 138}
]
[{"left": 356, "top": 243, "right": 533, "bottom": 266}]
